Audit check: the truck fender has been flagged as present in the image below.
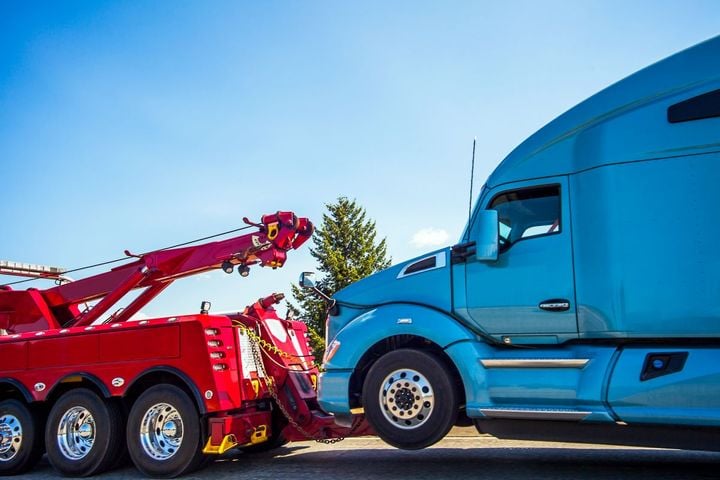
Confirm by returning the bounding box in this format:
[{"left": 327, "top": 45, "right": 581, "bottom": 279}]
[
  {"left": 326, "top": 303, "right": 478, "bottom": 371},
  {"left": 0, "top": 377, "right": 34, "bottom": 403},
  {"left": 47, "top": 373, "right": 111, "bottom": 402},
  {"left": 125, "top": 366, "right": 207, "bottom": 414}
]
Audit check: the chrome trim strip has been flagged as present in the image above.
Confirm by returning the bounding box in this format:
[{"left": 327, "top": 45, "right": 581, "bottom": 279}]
[
  {"left": 539, "top": 302, "right": 570, "bottom": 310},
  {"left": 480, "top": 359, "right": 589, "bottom": 368},
  {"left": 480, "top": 409, "right": 591, "bottom": 421},
  {"left": 396, "top": 252, "right": 447, "bottom": 279}
]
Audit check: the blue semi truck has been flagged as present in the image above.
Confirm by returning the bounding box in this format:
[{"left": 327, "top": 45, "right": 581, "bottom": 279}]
[{"left": 311, "top": 36, "right": 720, "bottom": 451}]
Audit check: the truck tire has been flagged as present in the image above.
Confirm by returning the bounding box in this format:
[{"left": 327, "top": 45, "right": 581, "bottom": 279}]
[
  {"left": 0, "top": 399, "right": 43, "bottom": 475},
  {"left": 362, "top": 349, "right": 458, "bottom": 450},
  {"left": 45, "top": 388, "right": 125, "bottom": 477},
  {"left": 126, "top": 384, "right": 207, "bottom": 478}
]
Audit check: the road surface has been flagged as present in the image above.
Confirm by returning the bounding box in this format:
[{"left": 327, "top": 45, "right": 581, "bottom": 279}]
[{"left": 18, "top": 429, "right": 720, "bottom": 479}]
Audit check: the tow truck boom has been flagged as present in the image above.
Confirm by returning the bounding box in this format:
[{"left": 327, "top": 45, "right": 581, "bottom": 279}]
[{"left": 0, "top": 211, "right": 313, "bottom": 332}]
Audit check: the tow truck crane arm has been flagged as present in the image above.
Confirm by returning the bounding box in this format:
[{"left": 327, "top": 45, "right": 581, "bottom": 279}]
[{"left": 0, "top": 211, "right": 313, "bottom": 332}]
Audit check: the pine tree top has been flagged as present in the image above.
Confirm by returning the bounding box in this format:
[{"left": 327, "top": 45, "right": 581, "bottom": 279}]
[
  {"left": 310, "top": 197, "right": 391, "bottom": 293},
  {"left": 289, "top": 197, "right": 391, "bottom": 359}
]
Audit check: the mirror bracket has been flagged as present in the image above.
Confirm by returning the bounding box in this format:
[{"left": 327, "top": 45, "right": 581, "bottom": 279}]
[{"left": 299, "top": 272, "right": 337, "bottom": 310}]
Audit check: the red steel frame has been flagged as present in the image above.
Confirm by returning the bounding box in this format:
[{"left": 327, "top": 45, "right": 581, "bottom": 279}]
[
  {"left": 0, "top": 211, "right": 369, "bottom": 454},
  {"left": 0, "top": 211, "right": 312, "bottom": 333}
]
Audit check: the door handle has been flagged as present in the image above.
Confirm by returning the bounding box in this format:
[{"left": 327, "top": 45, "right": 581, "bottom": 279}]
[{"left": 539, "top": 299, "right": 570, "bottom": 312}]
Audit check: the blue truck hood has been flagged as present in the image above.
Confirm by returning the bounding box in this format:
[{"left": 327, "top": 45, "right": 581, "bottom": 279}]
[{"left": 327, "top": 248, "right": 454, "bottom": 341}]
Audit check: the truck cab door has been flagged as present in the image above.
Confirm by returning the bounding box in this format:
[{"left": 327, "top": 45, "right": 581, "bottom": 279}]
[{"left": 456, "top": 177, "right": 578, "bottom": 344}]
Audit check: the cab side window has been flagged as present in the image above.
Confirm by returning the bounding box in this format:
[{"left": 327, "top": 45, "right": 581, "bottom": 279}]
[{"left": 489, "top": 185, "right": 561, "bottom": 252}]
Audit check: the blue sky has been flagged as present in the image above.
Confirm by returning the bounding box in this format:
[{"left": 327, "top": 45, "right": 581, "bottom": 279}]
[{"left": 1, "top": 1, "right": 719, "bottom": 318}]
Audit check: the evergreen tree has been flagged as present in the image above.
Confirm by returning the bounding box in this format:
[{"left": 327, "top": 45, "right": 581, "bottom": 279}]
[{"left": 289, "top": 197, "right": 391, "bottom": 364}]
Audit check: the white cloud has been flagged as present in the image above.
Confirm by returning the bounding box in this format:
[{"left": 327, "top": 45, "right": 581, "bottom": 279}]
[{"left": 411, "top": 228, "right": 449, "bottom": 248}]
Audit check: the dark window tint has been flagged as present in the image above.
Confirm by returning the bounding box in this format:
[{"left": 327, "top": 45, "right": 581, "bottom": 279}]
[
  {"left": 489, "top": 185, "right": 560, "bottom": 252},
  {"left": 668, "top": 88, "right": 720, "bottom": 123}
]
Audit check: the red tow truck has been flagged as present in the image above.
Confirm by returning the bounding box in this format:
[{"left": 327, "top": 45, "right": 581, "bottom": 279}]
[{"left": 0, "top": 212, "right": 369, "bottom": 478}]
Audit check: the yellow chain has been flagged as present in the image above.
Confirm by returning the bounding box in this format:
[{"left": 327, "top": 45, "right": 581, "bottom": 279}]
[
  {"left": 242, "top": 324, "right": 354, "bottom": 444},
  {"left": 231, "top": 321, "right": 318, "bottom": 373},
  {"left": 232, "top": 321, "right": 303, "bottom": 360}
]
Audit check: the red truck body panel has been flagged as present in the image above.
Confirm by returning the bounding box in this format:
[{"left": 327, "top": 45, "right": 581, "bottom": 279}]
[
  {"left": 0, "top": 315, "right": 248, "bottom": 411},
  {"left": 0, "top": 212, "right": 368, "bottom": 476}
]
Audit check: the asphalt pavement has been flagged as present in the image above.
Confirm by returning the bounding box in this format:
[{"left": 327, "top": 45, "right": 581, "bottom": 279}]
[{"left": 17, "top": 428, "right": 720, "bottom": 479}]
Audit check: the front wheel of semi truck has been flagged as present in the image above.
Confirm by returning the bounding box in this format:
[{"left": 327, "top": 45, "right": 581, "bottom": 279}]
[
  {"left": 362, "top": 348, "right": 458, "bottom": 450},
  {"left": 126, "top": 384, "right": 208, "bottom": 478}
]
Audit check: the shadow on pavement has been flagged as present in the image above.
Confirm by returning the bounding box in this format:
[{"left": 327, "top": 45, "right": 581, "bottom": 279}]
[
  {"left": 211, "top": 445, "right": 720, "bottom": 480},
  {"left": 18, "top": 444, "right": 720, "bottom": 479}
]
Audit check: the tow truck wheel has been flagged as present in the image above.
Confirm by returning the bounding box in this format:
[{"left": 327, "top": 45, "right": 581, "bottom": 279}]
[
  {"left": 127, "top": 384, "right": 207, "bottom": 478},
  {"left": 362, "top": 349, "right": 458, "bottom": 450},
  {"left": 45, "top": 388, "right": 125, "bottom": 477},
  {"left": 0, "top": 399, "right": 43, "bottom": 475}
]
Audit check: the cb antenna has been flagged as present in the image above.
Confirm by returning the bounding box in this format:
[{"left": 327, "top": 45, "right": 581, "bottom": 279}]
[{"left": 468, "top": 136, "right": 477, "bottom": 221}]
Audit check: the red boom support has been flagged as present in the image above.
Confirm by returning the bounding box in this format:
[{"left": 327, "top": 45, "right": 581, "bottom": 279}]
[{"left": 0, "top": 212, "right": 313, "bottom": 333}]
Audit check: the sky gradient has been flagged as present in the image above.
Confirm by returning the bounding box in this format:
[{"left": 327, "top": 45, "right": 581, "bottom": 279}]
[{"left": 1, "top": 1, "right": 719, "bottom": 317}]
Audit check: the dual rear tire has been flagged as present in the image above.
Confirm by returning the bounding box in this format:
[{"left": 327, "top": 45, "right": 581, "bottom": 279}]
[
  {"left": 39, "top": 385, "right": 205, "bottom": 478},
  {"left": 126, "top": 384, "right": 207, "bottom": 478},
  {"left": 45, "top": 388, "right": 125, "bottom": 477},
  {"left": 0, "top": 399, "right": 43, "bottom": 475}
]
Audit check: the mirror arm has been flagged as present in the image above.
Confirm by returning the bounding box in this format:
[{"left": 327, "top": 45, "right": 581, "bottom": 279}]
[
  {"left": 299, "top": 272, "right": 338, "bottom": 311},
  {"left": 308, "top": 286, "right": 339, "bottom": 316},
  {"left": 451, "top": 241, "right": 477, "bottom": 264},
  {"left": 311, "top": 286, "right": 335, "bottom": 304}
]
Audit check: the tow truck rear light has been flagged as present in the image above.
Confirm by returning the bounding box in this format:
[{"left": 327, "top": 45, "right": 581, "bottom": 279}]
[
  {"left": 210, "top": 352, "right": 225, "bottom": 359},
  {"left": 207, "top": 340, "right": 222, "bottom": 347},
  {"left": 212, "top": 364, "right": 228, "bottom": 371},
  {"left": 205, "top": 328, "right": 219, "bottom": 336}
]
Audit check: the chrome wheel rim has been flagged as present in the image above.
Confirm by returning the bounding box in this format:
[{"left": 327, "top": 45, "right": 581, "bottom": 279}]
[
  {"left": 379, "top": 368, "right": 434, "bottom": 429},
  {"left": 140, "top": 403, "right": 183, "bottom": 460},
  {"left": 0, "top": 414, "right": 23, "bottom": 462},
  {"left": 57, "top": 406, "right": 95, "bottom": 460}
]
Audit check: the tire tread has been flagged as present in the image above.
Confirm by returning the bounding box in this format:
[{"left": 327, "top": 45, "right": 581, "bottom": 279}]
[{"left": 362, "top": 348, "right": 458, "bottom": 450}]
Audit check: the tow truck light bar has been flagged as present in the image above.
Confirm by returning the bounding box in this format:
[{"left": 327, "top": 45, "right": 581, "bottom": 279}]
[{"left": 0, "top": 260, "right": 67, "bottom": 279}]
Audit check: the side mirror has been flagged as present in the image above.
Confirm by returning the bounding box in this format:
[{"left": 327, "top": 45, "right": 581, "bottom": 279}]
[
  {"left": 299, "top": 272, "right": 317, "bottom": 289},
  {"left": 298, "top": 272, "right": 338, "bottom": 313},
  {"left": 475, "top": 210, "right": 499, "bottom": 262},
  {"left": 199, "top": 300, "right": 211, "bottom": 315}
]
